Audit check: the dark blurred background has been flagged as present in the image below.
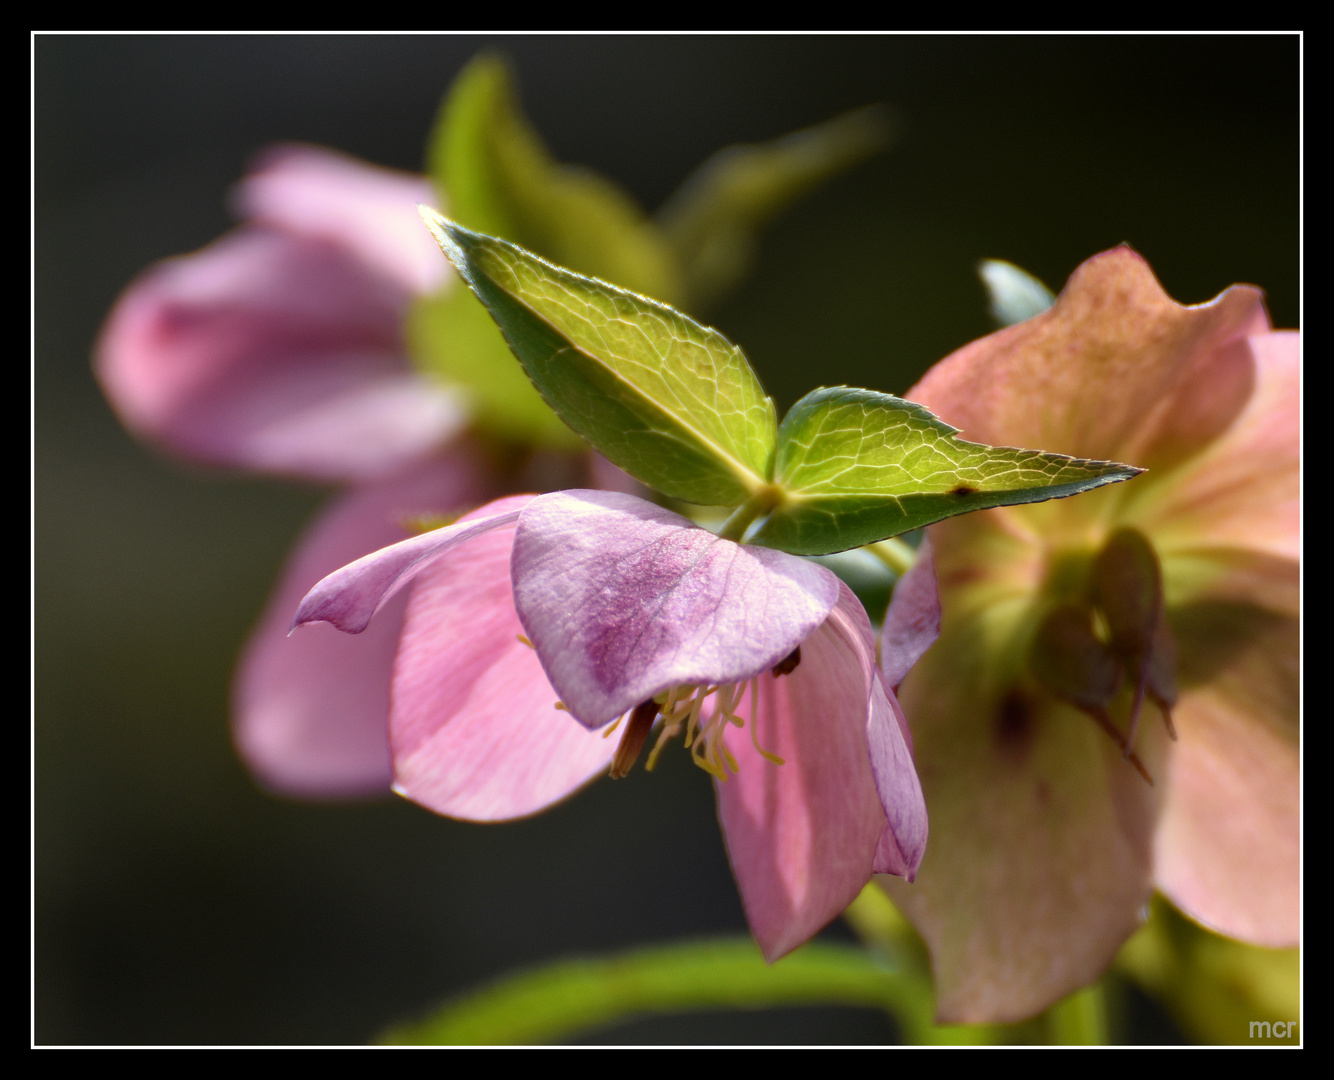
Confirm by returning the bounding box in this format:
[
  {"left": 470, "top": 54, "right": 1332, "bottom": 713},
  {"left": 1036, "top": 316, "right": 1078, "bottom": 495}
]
[{"left": 35, "top": 35, "right": 1298, "bottom": 1045}]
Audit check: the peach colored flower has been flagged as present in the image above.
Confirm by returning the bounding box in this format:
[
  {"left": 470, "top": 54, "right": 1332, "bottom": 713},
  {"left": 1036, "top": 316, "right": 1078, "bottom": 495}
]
[{"left": 878, "top": 246, "right": 1298, "bottom": 1022}]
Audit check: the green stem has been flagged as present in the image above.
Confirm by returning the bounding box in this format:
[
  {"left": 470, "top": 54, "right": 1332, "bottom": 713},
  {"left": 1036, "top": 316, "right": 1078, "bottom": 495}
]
[
  {"left": 866, "top": 537, "right": 917, "bottom": 577},
  {"left": 379, "top": 937, "right": 949, "bottom": 1046},
  {"left": 717, "top": 486, "right": 783, "bottom": 543},
  {"left": 1047, "top": 983, "right": 1109, "bottom": 1045}
]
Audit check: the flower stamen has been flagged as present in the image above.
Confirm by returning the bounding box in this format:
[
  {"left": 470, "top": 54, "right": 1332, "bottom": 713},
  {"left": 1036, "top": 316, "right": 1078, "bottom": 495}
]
[
  {"left": 610, "top": 700, "right": 660, "bottom": 779},
  {"left": 748, "top": 677, "right": 785, "bottom": 765},
  {"left": 615, "top": 673, "right": 791, "bottom": 779}
]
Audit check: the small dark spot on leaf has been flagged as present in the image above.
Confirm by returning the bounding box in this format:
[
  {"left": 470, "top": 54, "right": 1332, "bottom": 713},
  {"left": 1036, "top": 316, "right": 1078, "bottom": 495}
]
[{"left": 951, "top": 485, "right": 977, "bottom": 496}]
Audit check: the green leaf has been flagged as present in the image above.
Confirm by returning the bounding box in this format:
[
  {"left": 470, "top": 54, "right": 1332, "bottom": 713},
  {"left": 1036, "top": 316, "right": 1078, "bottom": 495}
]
[
  {"left": 978, "top": 259, "right": 1056, "bottom": 327},
  {"left": 422, "top": 210, "right": 777, "bottom": 506},
  {"left": 658, "top": 105, "right": 897, "bottom": 310},
  {"left": 426, "top": 53, "right": 681, "bottom": 302},
  {"left": 405, "top": 287, "right": 582, "bottom": 449},
  {"left": 753, "top": 386, "right": 1142, "bottom": 555},
  {"left": 377, "top": 937, "right": 961, "bottom": 1046}
]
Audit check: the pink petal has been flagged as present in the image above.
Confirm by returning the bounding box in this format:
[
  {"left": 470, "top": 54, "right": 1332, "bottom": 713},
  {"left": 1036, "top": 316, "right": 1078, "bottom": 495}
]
[
  {"left": 907, "top": 246, "right": 1271, "bottom": 474},
  {"left": 716, "top": 583, "right": 893, "bottom": 961},
  {"left": 234, "top": 454, "right": 485, "bottom": 797},
  {"left": 881, "top": 565, "right": 1168, "bottom": 1022},
  {"left": 1154, "top": 685, "right": 1299, "bottom": 947},
  {"left": 293, "top": 495, "right": 528, "bottom": 635},
  {"left": 869, "top": 678, "right": 928, "bottom": 877},
  {"left": 96, "top": 228, "right": 462, "bottom": 481},
  {"left": 880, "top": 537, "right": 941, "bottom": 693},
  {"left": 511, "top": 490, "right": 840, "bottom": 728},
  {"left": 1126, "top": 331, "right": 1299, "bottom": 562},
  {"left": 235, "top": 144, "right": 450, "bottom": 296},
  {"left": 1152, "top": 566, "right": 1299, "bottom": 945},
  {"left": 390, "top": 503, "right": 618, "bottom": 821}
]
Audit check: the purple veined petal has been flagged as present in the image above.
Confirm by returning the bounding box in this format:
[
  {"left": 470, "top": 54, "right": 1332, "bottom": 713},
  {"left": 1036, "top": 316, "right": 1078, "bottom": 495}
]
[
  {"left": 880, "top": 537, "right": 941, "bottom": 694},
  {"left": 95, "top": 228, "right": 462, "bottom": 481},
  {"left": 293, "top": 495, "right": 529, "bottom": 635},
  {"left": 235, "top": 144, "right": 451, "bottom": 296},
  {"left": 234, "top": 454, "right": 487, "bottom": 797},
  {"left": 869, "top": 676, "right": 928, "bottom": 878},
  {"left": 511, "top": 490, "right": 840, "bottom": 728},
  {"left": 820, "top": 585, "right": 927, "bottom": 877},
  {"left": 715, "top": 582, "right": 888, "bottom": 962},
  {"left": 391, "top": 502, "right": 618, "bottom": 821}
]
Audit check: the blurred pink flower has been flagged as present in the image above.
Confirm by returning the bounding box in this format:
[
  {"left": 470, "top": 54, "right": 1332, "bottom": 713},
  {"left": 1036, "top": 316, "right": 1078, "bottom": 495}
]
[
  {"left": 96, "top": 146, "right": 493, "bottom": 797},
  {"left": 96, "top": 145, "right": 462, "bottom": 482},
  {"left": 294, "top": 488, "right": 938, "bottom": 959},
  {"left": 877, "top": 247, "right": 1298, "bottom": 1022}
]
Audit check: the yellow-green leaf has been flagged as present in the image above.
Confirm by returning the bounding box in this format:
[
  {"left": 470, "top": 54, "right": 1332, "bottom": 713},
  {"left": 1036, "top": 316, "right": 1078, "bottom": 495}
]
[
  {"left": 423, "top": 211, "right": 776, "bottom": 506},
  {"left": 754, "top": 386, "right": 1142, "bottom": 554}
]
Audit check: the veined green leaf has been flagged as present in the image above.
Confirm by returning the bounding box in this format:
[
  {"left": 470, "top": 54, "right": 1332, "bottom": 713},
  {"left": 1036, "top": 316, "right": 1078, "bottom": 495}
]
[
  {"left": 426, "top": 53, "right": 681, "bottom": 302},
  {"left": 422, "top": 210, "right": 777, "bottom": 506},
  {"left": 658, "top": 105, "right": 897, "bottom": 310},
  {"left": 753, "top": 386, "right": 1142, "bottom": 555}
]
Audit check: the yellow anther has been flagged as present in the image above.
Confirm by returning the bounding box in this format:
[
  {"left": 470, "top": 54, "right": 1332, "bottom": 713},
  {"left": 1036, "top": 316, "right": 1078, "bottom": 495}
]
[
  {"left": 516, "top": 634, "right": 534, "bottom": 649},
  {"left": 613, "top": 676, "right": 789, "bottom": 779},
  {"left": 601, "top": 713, "right": 622, "bottom": 738},
  {"left": 746, "top": 678, "right": 785, "bottom": 765},
  {"left": 554, "top": 701, "right": 568, "bottom": 711},
  {"left": 644, "top": 722, "right": 681, "bottom": 772}
]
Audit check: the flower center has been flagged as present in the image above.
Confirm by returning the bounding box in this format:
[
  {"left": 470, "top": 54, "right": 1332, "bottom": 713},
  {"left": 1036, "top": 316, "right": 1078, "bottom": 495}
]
[
  {"left": 1029, "top": 527, "right": 1178, "bottom": 783},
  {"left": 605, "top": 647, "right": 800, "bottom": 780}
]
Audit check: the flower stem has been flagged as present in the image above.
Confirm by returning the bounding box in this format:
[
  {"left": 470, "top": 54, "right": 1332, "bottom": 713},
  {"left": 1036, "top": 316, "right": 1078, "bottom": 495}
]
[
  {"left": 1046, "top": 983, "right": 1109, "bottom": 1045},
  {"left": 378, "top": 937, "right": 948, "bottom": 1045},
  {"left": 717, "top": 486, "right": 784, "bottom": 543},
  {"left": 866, "top": 537, "right": 917, "bottom": 577}
]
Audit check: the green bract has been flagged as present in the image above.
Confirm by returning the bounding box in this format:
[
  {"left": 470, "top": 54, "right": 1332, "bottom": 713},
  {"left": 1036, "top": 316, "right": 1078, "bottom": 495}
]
[
  {"left": 423, "top": 211, "right": 776, "bottom": 506},
  {"left": 424, "top": 212, "right": 1142, "bottom": 551},
  {"left": 752, "top": 387, "right": 1141, "bottom": 555},
  {"left": 412, "top": 52, "right": 671, "bottom": 449},
  {"left": 427, "top": 53, "right": 681, "bottom": 301},
  {"left": 408, "top": 55, "right": 894, "bottom": 446}
]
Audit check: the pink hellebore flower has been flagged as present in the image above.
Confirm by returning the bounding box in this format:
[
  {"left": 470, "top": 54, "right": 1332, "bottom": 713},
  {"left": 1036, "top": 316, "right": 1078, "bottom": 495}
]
[
  {"left": 95, "top": 145, "right": 485, "bottom": 796},
  {"left": 878, "top": 247, "right": 1298, "bottom": 1022},
  {"left": 295, "top": 489, "right": 935, "bottom": 960},
  {"left": 96, "top": 144, "right": 463, "bottom": 482}
]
